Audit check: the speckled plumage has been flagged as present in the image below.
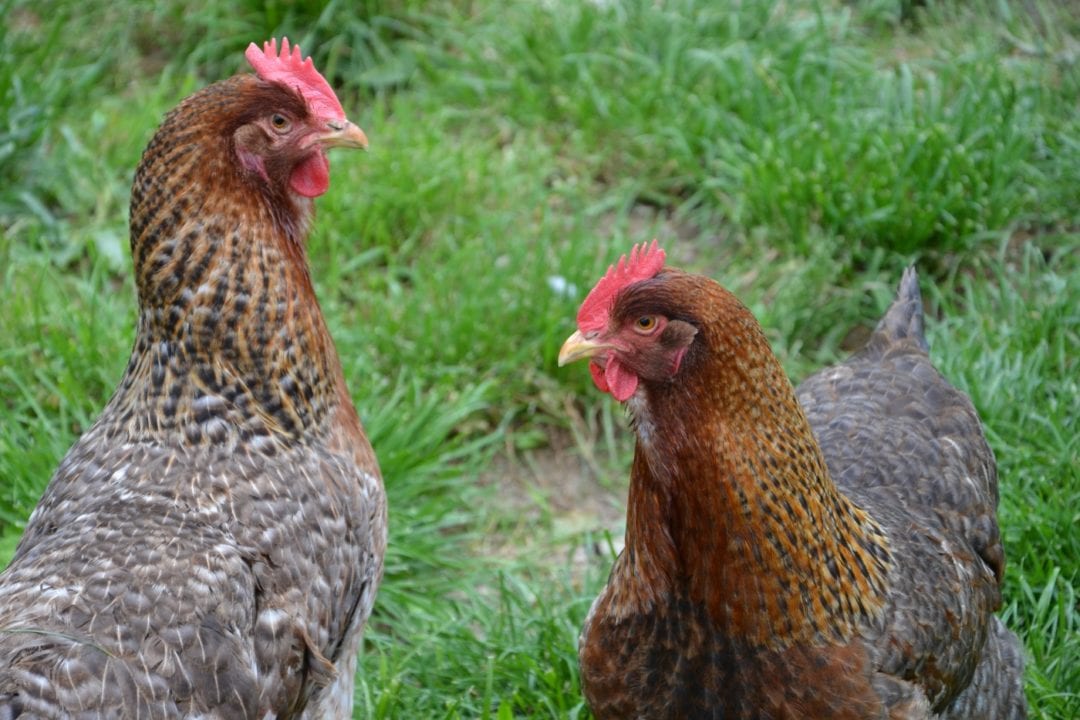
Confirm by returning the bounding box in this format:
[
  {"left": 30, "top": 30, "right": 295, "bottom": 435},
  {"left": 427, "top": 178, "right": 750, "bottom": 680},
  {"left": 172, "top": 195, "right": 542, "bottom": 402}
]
[
  {"left": 563, "top": 257, "right": 1026, "bottom": 719},
  {"left": 0, "top": 49, "right": 385, "bottom": 719}
]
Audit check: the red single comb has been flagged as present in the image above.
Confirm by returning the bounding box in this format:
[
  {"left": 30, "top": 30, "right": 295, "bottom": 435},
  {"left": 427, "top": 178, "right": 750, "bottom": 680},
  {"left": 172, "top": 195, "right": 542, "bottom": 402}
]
[
  {"left": 245, "top": 37, "right": 346, "bottom": 122},
  {"left": 577, "top": 240, "right": 666, "bottom": 333}
]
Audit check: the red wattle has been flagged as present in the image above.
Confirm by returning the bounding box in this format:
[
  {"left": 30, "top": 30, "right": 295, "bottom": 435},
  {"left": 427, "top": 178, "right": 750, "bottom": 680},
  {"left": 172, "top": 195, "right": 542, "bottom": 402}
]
[
  {"left": 290, "top": 150, "right": 330, "bottom": 197},
  {"left": 605, "top": 358, "right": 639, "bottom": 402},
  {"left": 589, "top": 361, "right": 610, "bottom": 393}
]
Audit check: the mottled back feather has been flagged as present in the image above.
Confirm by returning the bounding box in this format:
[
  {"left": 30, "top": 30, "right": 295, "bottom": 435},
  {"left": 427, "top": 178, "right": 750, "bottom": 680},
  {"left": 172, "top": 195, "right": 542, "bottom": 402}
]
[{"left": 0, "top": 63, "right": 385, "bottom": 719}]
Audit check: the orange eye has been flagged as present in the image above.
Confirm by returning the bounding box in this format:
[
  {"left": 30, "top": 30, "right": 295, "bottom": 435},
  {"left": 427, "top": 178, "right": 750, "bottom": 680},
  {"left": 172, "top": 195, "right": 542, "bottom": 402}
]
[
  {"left": 634, "top": 315, "right": 658, "bottom": 333},
  {"left": 270, "top": 113, "right": 291, "bottom": 132}
]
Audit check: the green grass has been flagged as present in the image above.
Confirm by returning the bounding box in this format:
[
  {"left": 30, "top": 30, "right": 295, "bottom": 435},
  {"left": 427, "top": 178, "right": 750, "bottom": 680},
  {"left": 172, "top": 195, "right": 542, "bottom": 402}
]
[{"left": 1, "top": 0, "right": 1077, "bottom": 717}]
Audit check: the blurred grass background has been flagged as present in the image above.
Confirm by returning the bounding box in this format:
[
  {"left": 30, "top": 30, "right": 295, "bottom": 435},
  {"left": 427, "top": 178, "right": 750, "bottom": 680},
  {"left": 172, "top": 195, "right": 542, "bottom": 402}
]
[{"left": 0, "top": 0, "right": 1077, "bottom": 717}]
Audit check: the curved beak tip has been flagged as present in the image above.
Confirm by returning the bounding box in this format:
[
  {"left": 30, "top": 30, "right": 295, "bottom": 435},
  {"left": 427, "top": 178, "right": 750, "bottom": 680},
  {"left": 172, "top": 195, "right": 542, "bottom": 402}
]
[
  {"left": 558, "top": 329, "right": 602, "bottom": 367},
  {"left": 321, "top": 121, "right": 369, "bottom": 151}
]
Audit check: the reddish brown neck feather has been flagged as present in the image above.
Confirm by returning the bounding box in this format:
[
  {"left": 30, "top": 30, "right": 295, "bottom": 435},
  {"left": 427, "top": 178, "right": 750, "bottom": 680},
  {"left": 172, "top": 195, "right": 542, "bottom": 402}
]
[{"left": 617, "top": 276, "right": 891, "bottom": 647}]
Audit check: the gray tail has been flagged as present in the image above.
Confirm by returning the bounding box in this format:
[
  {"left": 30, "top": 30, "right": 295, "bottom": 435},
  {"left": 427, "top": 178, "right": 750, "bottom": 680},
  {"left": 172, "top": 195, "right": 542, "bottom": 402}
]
[{"left": 867, "top": 266, "right": 928, "bottom": 355}]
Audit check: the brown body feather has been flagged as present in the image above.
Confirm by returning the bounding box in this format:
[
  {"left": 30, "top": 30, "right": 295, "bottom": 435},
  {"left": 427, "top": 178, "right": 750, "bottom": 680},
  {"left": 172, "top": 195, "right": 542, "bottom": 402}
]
[
  {"left": 570, "top": 266, "right": 1026, "bottom": 719},
  {"left": 0, "top": 73, "right": 384, "bottom": 718}
]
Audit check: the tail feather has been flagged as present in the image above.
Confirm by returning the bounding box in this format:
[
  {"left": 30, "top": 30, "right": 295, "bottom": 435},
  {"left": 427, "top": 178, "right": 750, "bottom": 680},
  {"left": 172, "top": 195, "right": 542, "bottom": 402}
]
[{"left": 866, "top": 266, "right": 928, "bottom": 355}]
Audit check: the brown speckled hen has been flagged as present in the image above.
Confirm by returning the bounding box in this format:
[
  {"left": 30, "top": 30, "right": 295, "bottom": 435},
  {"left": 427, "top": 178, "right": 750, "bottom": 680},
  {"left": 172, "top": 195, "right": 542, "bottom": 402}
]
[
  {"left": 559, "top": 241, "right": 1026, "bottom": 719},
  {"left": 0, "top": 39, "right": 385, "bottom": 718}
]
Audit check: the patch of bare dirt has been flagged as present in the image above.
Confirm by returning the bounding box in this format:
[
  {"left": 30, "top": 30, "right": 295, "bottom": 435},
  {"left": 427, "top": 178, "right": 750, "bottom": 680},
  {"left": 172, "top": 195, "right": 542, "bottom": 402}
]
[
  {"left": 487, "top": 431, "right": 625, "bottom": 526},
  {"left": 475, "top": 429, "right": 629, "bottom": 583}
]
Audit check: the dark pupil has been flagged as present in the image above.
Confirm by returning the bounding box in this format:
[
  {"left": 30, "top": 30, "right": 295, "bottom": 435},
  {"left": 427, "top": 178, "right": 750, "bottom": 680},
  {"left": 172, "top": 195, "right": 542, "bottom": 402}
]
[
  {"left": 273, "top": 115, "right": 285, "bottom": 126},
  {"left": 639, "top": 317, "right": 652, "bottom": 327}
]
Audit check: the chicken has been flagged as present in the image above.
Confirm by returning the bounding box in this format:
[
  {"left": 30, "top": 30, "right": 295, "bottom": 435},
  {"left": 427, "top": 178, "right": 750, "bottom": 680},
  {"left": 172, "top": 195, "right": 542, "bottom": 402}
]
[
  {"left": 0, "top": 38, "right": 385, "bottom": 718},
  {"left": 559, "top": 241, "right": 1026, "bottom": 719}
]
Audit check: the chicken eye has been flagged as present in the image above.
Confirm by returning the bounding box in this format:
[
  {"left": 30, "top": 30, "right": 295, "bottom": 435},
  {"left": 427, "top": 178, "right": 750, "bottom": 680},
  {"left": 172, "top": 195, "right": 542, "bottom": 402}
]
[
  {"left": 270, "top": 114, "right": 291, "bottom": 133},
  {"left": 634, "top": 315, "right": 658, "bottom": 333}
]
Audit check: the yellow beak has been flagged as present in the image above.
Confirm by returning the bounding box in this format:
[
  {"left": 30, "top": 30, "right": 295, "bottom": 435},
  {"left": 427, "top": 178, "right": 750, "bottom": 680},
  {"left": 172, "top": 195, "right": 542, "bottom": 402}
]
[
  {"left": 318, "top": 120, "right": 369, "bottom": 150},
  {"left": 558, "top": 330, "right": 611, "bottom": 367}
]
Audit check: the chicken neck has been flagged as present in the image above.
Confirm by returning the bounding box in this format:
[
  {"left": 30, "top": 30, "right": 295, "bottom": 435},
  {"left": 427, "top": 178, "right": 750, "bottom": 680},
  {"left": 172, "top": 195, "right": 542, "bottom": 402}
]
[
  {"left": 618, "top": 295, "right": 891, "bottom": 648},
  {"left": 99, "top": 82, "right": 353, "bottom": 451}
]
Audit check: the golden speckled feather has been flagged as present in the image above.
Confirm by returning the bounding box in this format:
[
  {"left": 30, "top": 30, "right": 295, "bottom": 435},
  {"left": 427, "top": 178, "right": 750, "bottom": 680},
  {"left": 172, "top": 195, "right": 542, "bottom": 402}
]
[{"left": 0, "top": 39, "right": 384, "bottom": 719}]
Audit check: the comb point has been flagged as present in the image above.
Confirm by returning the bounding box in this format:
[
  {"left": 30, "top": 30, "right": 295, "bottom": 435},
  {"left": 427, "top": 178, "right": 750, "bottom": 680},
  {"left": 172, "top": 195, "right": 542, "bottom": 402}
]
[
  {"left": 244, "top": 36, "right": 346, "bottom": 123},
  {"left": 577, "top": 240, "right": 666, "bottom": 333}
]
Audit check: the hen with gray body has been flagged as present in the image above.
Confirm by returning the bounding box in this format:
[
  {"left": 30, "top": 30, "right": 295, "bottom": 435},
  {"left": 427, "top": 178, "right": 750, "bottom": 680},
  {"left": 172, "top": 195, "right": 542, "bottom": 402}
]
[
  {"left": 797, "top": 269, "right": 1026, "bottom": 717},
  {"left": 0, "top": 41, "right": 385, "bottom": 719}
]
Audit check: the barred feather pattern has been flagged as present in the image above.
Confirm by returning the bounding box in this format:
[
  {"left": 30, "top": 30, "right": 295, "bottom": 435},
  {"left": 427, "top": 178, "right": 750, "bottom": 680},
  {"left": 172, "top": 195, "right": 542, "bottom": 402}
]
[{"left": 0, "top": 73, "right": 385, "bottom": 718}]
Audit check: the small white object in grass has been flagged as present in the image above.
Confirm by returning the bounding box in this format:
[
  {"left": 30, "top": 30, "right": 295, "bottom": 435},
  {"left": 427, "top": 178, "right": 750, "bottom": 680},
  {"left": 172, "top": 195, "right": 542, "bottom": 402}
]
[{"left": 547, "top": 275, "right": 578, "bottom": 298}]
